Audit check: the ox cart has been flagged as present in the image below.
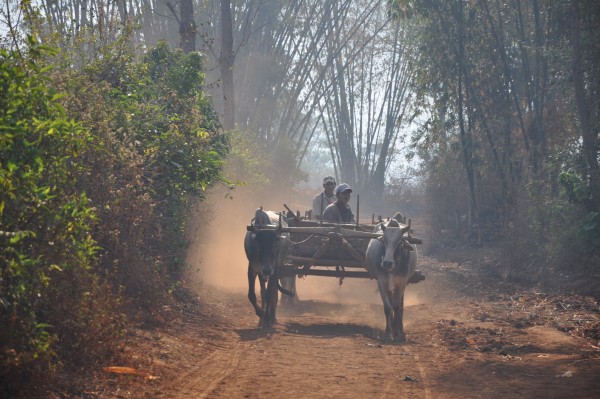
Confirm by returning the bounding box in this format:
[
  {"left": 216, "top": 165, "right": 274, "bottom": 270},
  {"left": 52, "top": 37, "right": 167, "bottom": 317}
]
[
  {"left": 272, "top": 204, "right": 424, "bottom": 282},
  {"left": 245, "top": 204, "right": 425, "bottom": 339}
]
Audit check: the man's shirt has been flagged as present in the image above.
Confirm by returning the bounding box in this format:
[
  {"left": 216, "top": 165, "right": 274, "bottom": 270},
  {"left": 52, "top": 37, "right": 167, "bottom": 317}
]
[
  {"left": 322, "top": 201, "right": 355, "bottom": 223},
  {"left": 312, "top": 192, "right": 336, "bottom": 220}
]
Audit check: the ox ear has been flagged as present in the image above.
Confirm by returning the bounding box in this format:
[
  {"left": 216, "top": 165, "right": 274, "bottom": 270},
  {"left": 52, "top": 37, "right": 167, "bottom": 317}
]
[{"left": 400, "top": 225, "right": 410, "bottom": 235}]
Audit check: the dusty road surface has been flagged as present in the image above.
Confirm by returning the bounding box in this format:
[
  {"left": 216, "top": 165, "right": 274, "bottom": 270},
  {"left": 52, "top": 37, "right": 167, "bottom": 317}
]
[{"left": 113, "top": 250, "right": 600, "bottom": 399}]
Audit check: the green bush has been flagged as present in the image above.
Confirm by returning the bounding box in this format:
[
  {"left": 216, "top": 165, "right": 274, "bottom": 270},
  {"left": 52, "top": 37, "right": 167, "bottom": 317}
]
[
  {"left": 0, "top": 36, "right": 98, "bottom": 390},
  {"left": 56, "top": 38, "right": 229, "bottom": 295},
  {"left": 1, "top": 34, "right": 229, "bottom": 395}
]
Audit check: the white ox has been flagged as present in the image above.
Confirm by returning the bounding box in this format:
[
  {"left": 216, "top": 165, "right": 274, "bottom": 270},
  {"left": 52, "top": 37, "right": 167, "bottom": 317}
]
[
  {"left": 244, "top": 208, "right": 293, "bottom": 328},
  {"left": 365, "top": 218, "right": 418, "bottom": 342}
]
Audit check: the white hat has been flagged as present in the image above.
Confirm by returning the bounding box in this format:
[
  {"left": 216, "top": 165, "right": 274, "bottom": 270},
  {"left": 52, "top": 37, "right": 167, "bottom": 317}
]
[
  {"left": 335, "top": 183, "right": 352, "bottom": 194},
  {"left": 323, "top": 176, "right": 336, "bottom": 185}
]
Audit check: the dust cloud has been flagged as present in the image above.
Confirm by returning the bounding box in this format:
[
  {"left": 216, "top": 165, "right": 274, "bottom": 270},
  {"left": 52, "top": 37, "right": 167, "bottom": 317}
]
[
  {"left": 186, "top": 185, "right": 266, "bottom": 293},
  {"left": 185, "top": 184, "right": 425, "bottom": 313},
  {"left": 185, "top": 184, "right": 313, "bottom": 293}
]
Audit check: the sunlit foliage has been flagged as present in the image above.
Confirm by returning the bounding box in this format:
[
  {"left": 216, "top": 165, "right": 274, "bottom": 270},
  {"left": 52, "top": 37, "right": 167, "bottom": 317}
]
[{"left": 0, "top": 33, "right": 228, "bottom": 394}]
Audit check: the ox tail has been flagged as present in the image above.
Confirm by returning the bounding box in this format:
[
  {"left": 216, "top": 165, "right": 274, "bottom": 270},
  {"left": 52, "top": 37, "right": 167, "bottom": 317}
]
[{"left": 277, "top": 282, "right": 295, "bottom": 297}]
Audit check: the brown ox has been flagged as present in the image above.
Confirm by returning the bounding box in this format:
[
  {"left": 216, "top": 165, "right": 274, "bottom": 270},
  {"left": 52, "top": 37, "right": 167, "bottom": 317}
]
[{"left": 365, "top": 218, "right": 418, "bottom": 342}]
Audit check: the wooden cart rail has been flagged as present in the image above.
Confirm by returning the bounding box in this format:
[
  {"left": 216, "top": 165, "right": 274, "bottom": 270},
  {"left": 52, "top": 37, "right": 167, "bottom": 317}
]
[
  {"left": 279, "top": 265, "right": 371, "bottom": 279},
  {"left": 247, "top": 218, "right": 422, "bottom": 280},
  {"left": 247, "top": 224, "right": 378, "bottom": 236},
  {"left": 246, "top": 224, "right": 422, "bottom": 244}
]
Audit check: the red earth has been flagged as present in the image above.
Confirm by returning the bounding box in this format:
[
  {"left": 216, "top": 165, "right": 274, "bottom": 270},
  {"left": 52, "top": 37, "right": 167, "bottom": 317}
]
[{"left": 62, "top": 246, "right": 600, "bottom": 399}]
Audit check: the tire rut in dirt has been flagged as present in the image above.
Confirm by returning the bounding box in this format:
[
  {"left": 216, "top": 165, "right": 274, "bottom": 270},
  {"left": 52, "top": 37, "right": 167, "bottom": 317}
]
[{"left": 167, "top": 340, "right": 249, "bottom": 399}]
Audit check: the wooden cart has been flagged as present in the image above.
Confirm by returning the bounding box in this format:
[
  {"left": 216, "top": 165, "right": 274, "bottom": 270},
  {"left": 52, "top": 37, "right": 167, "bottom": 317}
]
[
  {"left": 277, "top": 206, "right": 422, "bottom": 280},
  {"left": 280, "top": 220, "right": 380, "bottom": 279}
]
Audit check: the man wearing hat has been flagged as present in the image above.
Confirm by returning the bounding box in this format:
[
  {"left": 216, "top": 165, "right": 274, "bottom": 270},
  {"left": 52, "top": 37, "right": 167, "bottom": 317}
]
[
  {"left": 311, "top": 176, "right": 337, "bottom": 220},
  {"left": 322, "top": 183, "right": 355, "bottom": 223}
]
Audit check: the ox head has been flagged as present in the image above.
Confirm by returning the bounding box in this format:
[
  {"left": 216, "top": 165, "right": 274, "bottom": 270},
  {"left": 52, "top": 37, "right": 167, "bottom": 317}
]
[
  {"left": 378, "top": 221, "right": 412, "bottom": 273},
  {"left": 246, "top": 208, "right": 289, "bottom": 275},
  {"left": 250, "top": 226, "right": 287, "bottom": 276}
]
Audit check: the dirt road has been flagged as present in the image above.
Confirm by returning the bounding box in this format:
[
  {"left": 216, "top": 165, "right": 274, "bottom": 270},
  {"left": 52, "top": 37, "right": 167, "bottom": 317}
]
[{"left": 121, "top": 251, "right": 600, "bottom": 399}]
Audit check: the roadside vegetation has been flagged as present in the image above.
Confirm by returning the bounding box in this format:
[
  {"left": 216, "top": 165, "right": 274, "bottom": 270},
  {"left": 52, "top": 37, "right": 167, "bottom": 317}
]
[
  {"left": 0, "top": 27, "right": 228, "bottom": 396},
  {"left": 401, "top": 0, "right": 600, "bottom": 292}
]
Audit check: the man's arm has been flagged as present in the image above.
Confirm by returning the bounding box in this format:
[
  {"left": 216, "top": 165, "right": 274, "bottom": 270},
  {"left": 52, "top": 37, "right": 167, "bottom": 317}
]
[{"left": 322, "top": 203, "right": 339, "bottom": 223}]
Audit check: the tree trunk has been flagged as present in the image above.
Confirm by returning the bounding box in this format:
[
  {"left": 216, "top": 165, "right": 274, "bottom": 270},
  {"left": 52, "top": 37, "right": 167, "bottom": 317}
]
[
  {"left": 180, "top": 0, "right": 196, "bottom": 53},
  {"left": 456, "top": 0, "right": 481, "bottom": 245},
  {"left": 220, "top": 0, "right": 235, "bottom": 130}
]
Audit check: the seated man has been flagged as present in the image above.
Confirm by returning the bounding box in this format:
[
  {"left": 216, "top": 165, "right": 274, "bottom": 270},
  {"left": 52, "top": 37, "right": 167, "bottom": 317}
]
[
  {"left": 311, "top": 176, "right": 337, "bottom": 220},
  {"left": 322, "top": 183, "right": 355, "bottom": 223}
]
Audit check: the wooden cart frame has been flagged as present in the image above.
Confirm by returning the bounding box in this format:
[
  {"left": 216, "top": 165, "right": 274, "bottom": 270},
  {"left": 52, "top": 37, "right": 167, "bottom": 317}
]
[{"left": 247, "top": 204, "right": 422, "bottom": 281}]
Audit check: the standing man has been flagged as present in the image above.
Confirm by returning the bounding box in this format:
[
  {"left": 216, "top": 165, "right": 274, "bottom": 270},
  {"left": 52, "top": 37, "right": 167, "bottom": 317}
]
[
  {"left": 312, "top": 176, "right": 337, "bottom": 220},
  {"left": 322, "top": 183, "right": 355, "bottom": 223}
]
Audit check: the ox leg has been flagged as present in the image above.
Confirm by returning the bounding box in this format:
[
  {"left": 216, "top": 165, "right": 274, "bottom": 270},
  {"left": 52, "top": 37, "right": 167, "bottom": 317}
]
[
  {"left": 376, "top": 277, "right": 394, "bottom": 342},
  {"left": 271, "top": 274, "right": 280, "bottom": 326},
  {"left": 258, "top": 274, "right": 268, "bottom": 327},
  {"left": 263, "top": 274, "right": 279, "bottom": 328},
  {"left": 392, "top": 288, "right": 406, "bottom": 342},
  {"left": 247, "top": 265, "right": 263, "bottom": 321}
]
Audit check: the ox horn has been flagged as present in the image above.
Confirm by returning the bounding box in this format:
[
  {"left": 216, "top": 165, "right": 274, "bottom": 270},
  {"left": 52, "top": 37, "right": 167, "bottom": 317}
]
[{"left": 400, "top": 225, "right": 410, "bottom": 235}]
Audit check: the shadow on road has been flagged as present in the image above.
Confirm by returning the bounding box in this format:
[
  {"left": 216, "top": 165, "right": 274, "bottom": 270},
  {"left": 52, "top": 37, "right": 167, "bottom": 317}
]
[
  {"left": 234, "top": 327, "right": 274, "bottom": 341},
  {"left": 283, "top": 321, "right": 378, "bottom": 339}
]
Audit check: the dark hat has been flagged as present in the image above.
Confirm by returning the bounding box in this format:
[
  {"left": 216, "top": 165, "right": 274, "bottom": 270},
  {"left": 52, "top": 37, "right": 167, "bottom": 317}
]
[{"left": 335, "top": 183, "right": 352, "bottom": 194}]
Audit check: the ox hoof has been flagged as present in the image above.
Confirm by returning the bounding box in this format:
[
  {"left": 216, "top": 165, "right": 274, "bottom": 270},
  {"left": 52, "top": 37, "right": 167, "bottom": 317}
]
[
  {"left": 381, "top": 335, "right": 393, "bottom": 343},
  {"left": 395, "top": 334, "right": 407, "bottom": 343},
  {"left": 259, "top": 318, "right": 277, "bottom": 329}
]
